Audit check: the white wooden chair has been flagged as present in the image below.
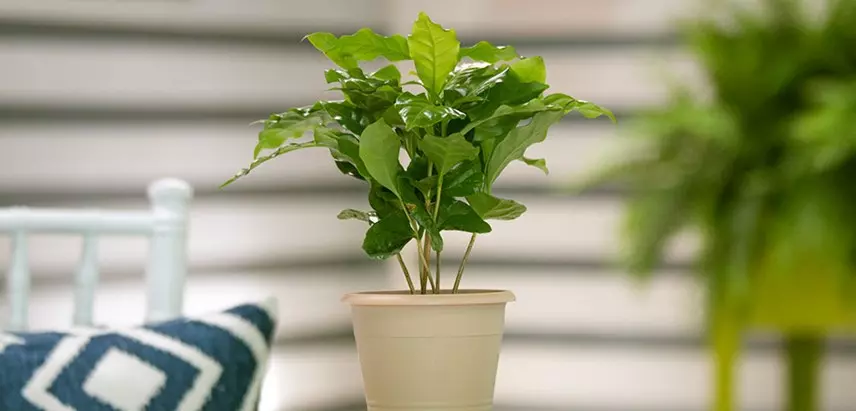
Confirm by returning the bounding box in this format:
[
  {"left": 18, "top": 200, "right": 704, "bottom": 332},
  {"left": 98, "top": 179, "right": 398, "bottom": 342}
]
[{"left": 0, "top": 178, "right": 193, "bottom": 332}]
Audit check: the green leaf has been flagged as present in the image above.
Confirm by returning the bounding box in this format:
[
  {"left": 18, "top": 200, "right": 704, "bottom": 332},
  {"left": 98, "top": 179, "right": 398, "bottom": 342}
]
[
  {"left": 541, "top": 92, "right": 576, "bottom": 109},
  {"left": 438, "top": 198, "right": 492, "bottom": 233},
  {"left": 340, "top": 77, "right": 401, "bottom": 113},
  {"left": 255, "top": 129, "right": 293, "bottom": 158},
  {"left": 510, "top": 56, "right": 547, "bottom": 84},
  {"left": 312, "top": 125, "right": 340, "bottom": 148},
  {"left": 403, "top": 156, "right": 437, "bottom": 197},
  {"left": 222, "top": 141, "right": 319, "bottom": 188},
  {"left": 337, "top": 28, "right": 411, "bottom": 61},
  {"left": 459, "top": 41, "right": 518, "bottom": 63},
  {"left": 395, "top": 92, "right": 465, "bottom": 130},
  {"left": 444, "top": 64, "right": 505, "bottom": 93},
  {"left": 488, "top": 71, "right": 550, "bottom": 106},
  {"left": 359, "top": 119, "right": 403, "bottom": 197},
  {"left": 320, "top": 100, "right": 368, "bottom": 134},
  {"left": 443, "top": 64, "right": 508, "bottom": 108},
  {"left": 337, "top": 209, "right": 375, "bottom": 224},
  {"left": 461, "top": 99, "right": 557, "bottom": 135},
  {"left": 306, "top": 32, "right": 358, "bottom": 69},
  {"left": 368, "top": 182, "right": 400, "bottom": 219},
  {"left": 313, "top": 127, "right": 370, "bottom": 179},
  {"left": 520, "top": 156, "right": 549, "bottom": 174},
  {"left": 544, "top": 93, "right": 616, "bottom": 123},
  {"left": 484, "top": 110, "right": 565, "bottom": 189},
  {"left": 473, "top": 116, "right": 521, "bottom": 143},
  {"left": 405, "top": 155, "right": 430, "bottom": 179},
  {"left": 408, "top": 12, "right": 461, "bottom": 96},
  {"left": 479, "top": 137, "right": 497, "bottom": 169},
  {"left": 371, "top": 64, "right": 402, "bottom": 83},
  {"left": 398, "top": 177, "right": 444, "bottom": 251},
  {"left": 254, "top": 109, "right": 329, "bottom": 158},
  {"left": 418, "top": 133, "right": 480, "bottom": 175},
  {"left": 466, "top": 69, "right": 549, "bottom": 120},
  {"left": 362, "top": 212, "right": 413, "bottom": 259},
  {"left": 467, "top": 193, "right": 527, "bottom": 220},
  {"left": 443, "top": 161, "right": 484, "bottom": 197},
  {"left": 324, "top": 69, "right": 349, "bottom": 83},
  {"left": 307, "top": 29, "right": 410, "bottom": 69},
  {"left": 335, "top": 161, "right": 364, "bottom": 180},
  {"left": 382, "top": 104, "right": 405, "bottom": 127},
  {"left": 413, "top": 175, "right": 437, "bottom": 197},
  {"left": 574, "top": 100, "right": 617, "bottom": 123}
]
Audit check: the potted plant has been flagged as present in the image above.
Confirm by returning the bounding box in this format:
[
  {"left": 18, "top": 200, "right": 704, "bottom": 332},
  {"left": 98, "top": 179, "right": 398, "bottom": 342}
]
[
  {"left": 576, "top": 1, "right": 856, "bottom": 410},
  {"left": 222, "top": 12, "right": 613, "bottom": 410}
]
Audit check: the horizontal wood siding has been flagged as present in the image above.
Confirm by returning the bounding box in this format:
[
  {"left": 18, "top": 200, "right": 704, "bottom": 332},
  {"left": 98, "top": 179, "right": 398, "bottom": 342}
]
[{"left": 1, "top": 1, "right": 851, "bottom": 410}]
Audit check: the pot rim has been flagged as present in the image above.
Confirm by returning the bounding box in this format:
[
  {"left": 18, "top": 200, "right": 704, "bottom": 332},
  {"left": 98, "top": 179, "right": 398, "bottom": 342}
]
[{"left": 342, "top": 289, "right": 515, "bottom": 306}]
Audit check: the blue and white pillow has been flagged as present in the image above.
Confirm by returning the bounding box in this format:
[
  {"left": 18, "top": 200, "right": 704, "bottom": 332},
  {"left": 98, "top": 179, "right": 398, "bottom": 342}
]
[{"left": 0, "top": 299, "right": 277, "bottom": 411}]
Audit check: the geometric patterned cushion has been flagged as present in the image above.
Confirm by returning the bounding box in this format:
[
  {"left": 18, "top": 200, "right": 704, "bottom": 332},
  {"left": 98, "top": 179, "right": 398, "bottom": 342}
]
[{"left": 0, "top": 298, "right": 277, "bottom": 411}]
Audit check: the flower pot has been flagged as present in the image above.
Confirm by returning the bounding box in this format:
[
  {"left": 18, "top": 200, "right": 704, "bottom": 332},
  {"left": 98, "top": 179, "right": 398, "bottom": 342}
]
[{"left": 342, "top": 289, "right": 515, "bottom": 411}]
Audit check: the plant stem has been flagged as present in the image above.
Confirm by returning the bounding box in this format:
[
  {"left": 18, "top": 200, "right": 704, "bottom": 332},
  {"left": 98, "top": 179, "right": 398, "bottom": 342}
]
[
  {"left": 423, "top": 161, "right": 434, "bottom": 294},
  {"left": 414, "top": 234, "right": 436, "bottom": 294},
  {"left": 404, "top": 228, "right": 437, "bottom": 296},
  {"left": 399, "top": 199, "right": 419, "bottom": 233},
  {"left": 429, "top": 174, "right": 443, "bottom": 294},
  {"left": 421, "top": 234, "right": 431, "bottom": 293},
  {"left": 395, "top": 253, "right": 415, "bottom": 294},
  {"left": 435, "top": 251, "right": 441, "bottom": 294},
  {"left": 453, "top": 233, "right": 478, "bottom": 293},
  {"left": 711, "top": 307, "right": 738, "bottom": 411},
  {"left": 432, "top": 174, "right": 444, "bottom": 220},
  {"left": 422, "top": 248, "right": 437, "bottom": 292},
  {"left": 785, "top": 334, "right": 823, "bottom": 411},
  {"left": 398, "top": 198, "right": 435, "bottom": 294},
  {"left": 414, "top": 234, "right": 427, "bottom": 294}
]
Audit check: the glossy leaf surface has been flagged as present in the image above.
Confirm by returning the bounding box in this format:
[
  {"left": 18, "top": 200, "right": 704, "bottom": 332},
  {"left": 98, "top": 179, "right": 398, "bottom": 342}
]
[
  {"left": 408, "top": 12, "right": 460, "bottom": 96},
  {"left": 359, "top": 119, "right": 403, "bottom": 197},
  {"left": 418, "top": 133, "right": 480, "bottom": 175},
  {"left": 459, "top": 41, "right": 518, "bottom": 63},
  {"left": 467, "top": 193, "right": 527, "bottom": 220},
  {"left": 395, "top": 92, "right": 465, "bottom": 130}
]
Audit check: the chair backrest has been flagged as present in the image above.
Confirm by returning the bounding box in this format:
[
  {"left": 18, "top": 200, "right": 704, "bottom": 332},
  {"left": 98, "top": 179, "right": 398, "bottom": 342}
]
[{"left": 0, "top": 178, "right": 193, "bottom": 331}]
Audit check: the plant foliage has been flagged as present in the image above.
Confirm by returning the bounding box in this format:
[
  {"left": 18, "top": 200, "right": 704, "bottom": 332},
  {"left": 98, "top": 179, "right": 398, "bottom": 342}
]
[
  {"left": 224, "top": 12, "right": 613, "bottom": 294},
  {"left": 576, "top": 1, "right": 856, "bottom": 409},
  {"left": 579, "top": 0, "right": 856, "bottom": 316}
]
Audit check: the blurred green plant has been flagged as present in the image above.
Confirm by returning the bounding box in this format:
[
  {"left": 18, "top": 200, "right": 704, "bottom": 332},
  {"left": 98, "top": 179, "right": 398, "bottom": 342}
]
[
  {"left": 577, "top": 1, "right": 856, "bottom": 410},
  {"left": 222, "top": 12, "right": 614, "bottom": 295}
]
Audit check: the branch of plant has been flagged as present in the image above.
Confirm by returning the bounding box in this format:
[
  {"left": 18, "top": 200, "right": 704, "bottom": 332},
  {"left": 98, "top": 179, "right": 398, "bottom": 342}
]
[
  {"left": 453, "top": 233, "right": 478, "bottom": 293},
  {"left": 421, "top": 160, "right": 439, "bottom": 294},
  {"left": 411, "top": 230, "right": 437, "bottom": 294},
  {"left": 425, "top": 118, "right": 447, "bottom": 293},
  {"left": 422, "top": 161, "right": 435, "bottom": 294},
  {"left": 421, "top": 233, "right": 432, "bottom": 293},
  {"left": 399, "top": 198, "right": 436, "bottom": 294},
  {"left": 435, "top": 250, "right": 442, "bottom": 294},
  {"left": 430, "top": 174, "right": 444, "bottom": 295},
  {"left": 418, "top": 238, "right": 437, "bottom": 292},
  {"left": 395, "top": 253, "right": 416, "bottom": 294},
  {"left": 432, "top": 175, "right": 444, "bottom": 220}
]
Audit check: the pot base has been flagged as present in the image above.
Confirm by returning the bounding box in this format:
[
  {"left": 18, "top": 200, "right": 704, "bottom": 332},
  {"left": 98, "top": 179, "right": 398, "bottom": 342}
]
[{"left": 367, "top": 403, "right": 491, "bottom": 411}]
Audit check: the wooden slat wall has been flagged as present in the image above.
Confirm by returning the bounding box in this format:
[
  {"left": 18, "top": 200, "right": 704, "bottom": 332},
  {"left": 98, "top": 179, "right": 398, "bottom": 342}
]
[{"left": 1, "top": 1, "right": 854, "bottom": 411}]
